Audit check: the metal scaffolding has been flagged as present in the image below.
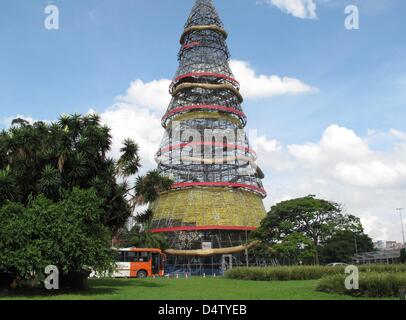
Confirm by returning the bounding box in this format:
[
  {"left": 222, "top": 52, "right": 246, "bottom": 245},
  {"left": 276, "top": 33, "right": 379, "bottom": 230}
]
[
  {"left": 152, "top": 0, "right": 267, "bottom": 269},
  {"left": 156, "top": 0, "right": 265, "bottom": 196}
]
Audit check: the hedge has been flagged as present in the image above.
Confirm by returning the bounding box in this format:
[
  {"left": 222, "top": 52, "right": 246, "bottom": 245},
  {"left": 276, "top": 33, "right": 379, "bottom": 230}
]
[
  {"left": 358, "top": 264, "right": 406, "bottom": 273},
  {"left": 224, "top": 264, "right": 406, "bottom": 281},
  {"left": 225, "top": 266, "right": 343, "bottom": 281},
  {"left": 317, "top": 272, "right": 406, "bottom": 298}
]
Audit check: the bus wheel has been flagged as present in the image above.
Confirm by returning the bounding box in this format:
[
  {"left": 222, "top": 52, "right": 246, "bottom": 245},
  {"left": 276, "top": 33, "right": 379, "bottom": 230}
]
[{"left": 137, "top": 270, "right": 147, "bottom": 278}]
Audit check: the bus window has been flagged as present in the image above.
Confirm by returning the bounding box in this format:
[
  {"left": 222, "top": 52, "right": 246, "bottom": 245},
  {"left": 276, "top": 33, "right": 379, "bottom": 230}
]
[
  {"left": 127, "top": 251, "right": 137, "bottom": 262},
  {"left": 117, "top": 251, "right": 126, "bottom": 262},
  {"left": 138, "top": 251, "right": 151, "bottom": 262}
]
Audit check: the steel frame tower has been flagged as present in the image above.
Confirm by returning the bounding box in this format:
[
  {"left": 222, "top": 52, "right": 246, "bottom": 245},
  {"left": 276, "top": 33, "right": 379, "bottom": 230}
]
[{"left": 151, "top": 0, "right": 267, "bottom": 271}]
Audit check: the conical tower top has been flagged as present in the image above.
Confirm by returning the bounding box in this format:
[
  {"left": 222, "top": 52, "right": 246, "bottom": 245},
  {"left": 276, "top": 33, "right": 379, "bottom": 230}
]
[{"left": 185, "top": 0, "right": 224, "bottom": 28}]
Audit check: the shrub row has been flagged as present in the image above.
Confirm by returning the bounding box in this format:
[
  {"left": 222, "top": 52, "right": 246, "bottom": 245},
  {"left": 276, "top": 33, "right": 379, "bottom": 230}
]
[
  {"left": 317, "top": 272, "right": 406, "bottom": 298},
  {"left": 358, "top": 264, "right": 406, "bottom": 273},
  {"left": 224, "top": 264, "right": 406, "bottom": 281},
  {"left": 225, "top": 266, "right": 343, "bottom": 281}
]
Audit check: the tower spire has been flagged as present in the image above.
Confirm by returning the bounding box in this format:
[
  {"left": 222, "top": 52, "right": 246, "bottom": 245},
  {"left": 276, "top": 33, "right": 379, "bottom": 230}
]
[{"left": 185, "top": 0, "right": 224, "bottom": 28}]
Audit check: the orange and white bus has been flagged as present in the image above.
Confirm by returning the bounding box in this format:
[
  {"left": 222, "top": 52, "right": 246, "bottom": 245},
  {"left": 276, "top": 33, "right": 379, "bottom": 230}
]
[{"left": 113, "top": 248, "right": 166, "bottom": 278}]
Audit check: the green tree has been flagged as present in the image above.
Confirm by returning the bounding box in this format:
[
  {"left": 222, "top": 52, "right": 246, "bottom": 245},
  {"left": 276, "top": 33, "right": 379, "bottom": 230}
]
[
  {"left": 122, "top": 170, "right": 174, "bottom": 250},
  {"left": 134, "top": 170, "right": 174, "bottom": 205},
  {"left": 0, "top": 114, "right": 140, "bottom": 234},
  {"left": 273, "top": 232, "right": 317, "bottom": 265},
  {"left": 0, "top": 114, "right": 147, "bottom": 288},
  {"left": 319, "top": 230, "right": 374, "bottom": 264},
  {"left": 0, "top": 188, "right": 113, "bottom": 288},
  {"left": 254, "top": 195, "right": 364, "bottom": 265},
  {"left": 248, "top": 242, "right": 276, "bottom": 265},
  {"left": 124, "top": 223, "right": 168, "bottom": 250}
]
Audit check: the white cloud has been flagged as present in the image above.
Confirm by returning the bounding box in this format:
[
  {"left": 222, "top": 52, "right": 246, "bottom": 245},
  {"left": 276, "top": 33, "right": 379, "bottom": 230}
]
[
  {"left": 0, "top": 115, "right": 40, "bottom": 128},
  {"left": 360, "top": 214, "right": 390, "bottom": 241},
  {"left": 389, "top": 129, "right": 406, "bottom": 141},
  {"left": 98, "top": 106, "right": 163, "bottom": 170},
  {"left": 230, "top": 60, "right": 317, "bottom": 99},
  {"left": 253, "top": 134, "right": 295, "bottom": 173},
  {"left": 116, "top": 79, "right": 171, "bottom": 113},
  {"left": 258, "top": 125, "right": 406, "bottom": 242},
  {"left": 97, "top": 60, "right": 315, "bottom": 171},
  {"left": 97, "top": 78, "right": 171, "bottom": 170},
  {"left": 255, "top": 135, "right": 282, "bottom": 153},
  {"left": 288, "top": 125, "right": 370, "bottom": 165},
  {"left": 287, "top": 125, "right": 406, "bottom": 188},
  {"left": 257, "top": 0, "right": 317, "bottom": 19},
  {"left": 334, "top": 161, "right": 406, "bottom": 189}
]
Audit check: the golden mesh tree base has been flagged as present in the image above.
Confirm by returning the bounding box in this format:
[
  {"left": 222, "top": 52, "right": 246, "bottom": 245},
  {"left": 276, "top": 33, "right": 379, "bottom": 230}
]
[{"left": 151, "top": 187, "right": 266, "bottom": 228}]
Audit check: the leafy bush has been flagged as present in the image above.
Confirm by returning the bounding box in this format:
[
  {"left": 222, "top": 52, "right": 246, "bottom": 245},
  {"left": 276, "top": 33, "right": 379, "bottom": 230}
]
[
  {"left": 0, "top": 188, "right": 114, "bottom": 288},
  {"left": 317, "top": 272, "right": 406, "bottom": 298},
  {"left": 225, "top": 264, "right": 406, "bottom": 281}
]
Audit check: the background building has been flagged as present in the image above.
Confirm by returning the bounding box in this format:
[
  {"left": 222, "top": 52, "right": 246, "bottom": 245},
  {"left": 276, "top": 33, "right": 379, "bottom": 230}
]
[{"left": 354, "top": 240, "right": 405, "bottom": 264}]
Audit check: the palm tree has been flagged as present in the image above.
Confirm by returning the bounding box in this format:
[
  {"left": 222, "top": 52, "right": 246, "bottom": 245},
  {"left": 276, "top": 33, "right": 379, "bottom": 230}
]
[
  {"left": 65, "top": 152, "right": 87, "bottom": 186},
  {"left": 125, "top": 227, "right": 168, "bottom": 249},
  {"left": 37, "top": 164, "right": 62, "bottom": 200},
  {"left": 134, "top": 170, "right": 173, "bottom": 205},
  {"left": 0, "top": 114, "right": 142, "bottom": 232},
  {"left": 117, "top": 139, "right": 141, "bottom": 177},
  {"left": 122, "top": 172, "right": 174, "bottom": 249},
  {"left": 0, "top": 167, "right": 18, "bottom": 204}
]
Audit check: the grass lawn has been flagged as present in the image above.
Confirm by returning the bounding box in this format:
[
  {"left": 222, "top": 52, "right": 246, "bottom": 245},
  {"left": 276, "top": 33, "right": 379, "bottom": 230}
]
[{"left": 0, "top": 277, "right": 394, "bottom": 300}]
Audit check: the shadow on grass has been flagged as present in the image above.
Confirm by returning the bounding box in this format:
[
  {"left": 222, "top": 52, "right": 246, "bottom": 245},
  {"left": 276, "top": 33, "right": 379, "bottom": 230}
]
[
  {"left": 0, "top": 278, "right": 167, "bottom": 299},
  {"left": 90, "top": 278, "right": 166, "bottom": 290}
]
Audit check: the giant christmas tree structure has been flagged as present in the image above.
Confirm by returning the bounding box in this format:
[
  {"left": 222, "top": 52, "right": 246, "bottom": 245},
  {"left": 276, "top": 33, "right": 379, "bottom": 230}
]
[{"left": 151, "top": 0, "right": 267, "bottom": 271}]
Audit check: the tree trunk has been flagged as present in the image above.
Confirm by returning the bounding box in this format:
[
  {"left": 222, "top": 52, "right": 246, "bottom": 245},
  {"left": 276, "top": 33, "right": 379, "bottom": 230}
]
[
  {"left": 314, "top": 251, "right": 320, "bottom": 265},
  {"left": 314, "top": 239, "right": 320, "bottom": 265}
]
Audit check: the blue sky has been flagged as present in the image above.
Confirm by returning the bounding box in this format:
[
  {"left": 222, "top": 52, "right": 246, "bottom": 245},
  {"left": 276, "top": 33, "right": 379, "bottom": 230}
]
[
  {"left": 1, "top": 0, "right": 405, "bottom": 142},
  {"left": 1, "top": 0, "right": 406, "bottom": 241}
]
